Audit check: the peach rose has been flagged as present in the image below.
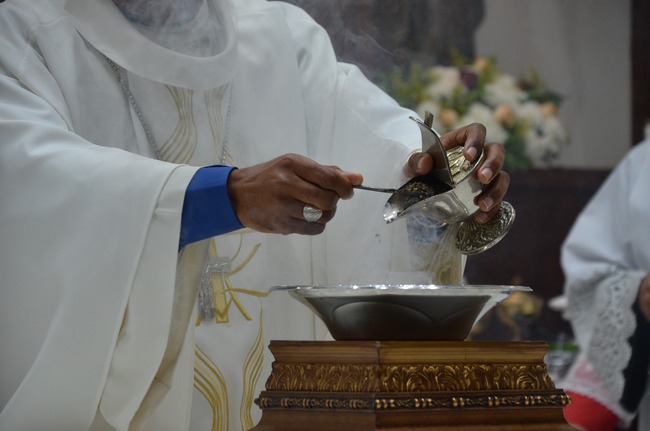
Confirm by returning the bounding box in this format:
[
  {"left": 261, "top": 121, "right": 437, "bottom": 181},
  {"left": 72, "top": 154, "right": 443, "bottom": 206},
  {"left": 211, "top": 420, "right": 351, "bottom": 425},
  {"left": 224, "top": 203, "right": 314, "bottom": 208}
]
[
  {"left": 494, "top": 104, "right": 516, "bottom": 127},
  {"left": 472, "top": 57, "right": 491, "bottom": 74},
  {"left": 540, "top": 102, "right": 558, "bottom": 118},
  {"left": 438, "top": 108, "right": 459, "bottom": 128}
]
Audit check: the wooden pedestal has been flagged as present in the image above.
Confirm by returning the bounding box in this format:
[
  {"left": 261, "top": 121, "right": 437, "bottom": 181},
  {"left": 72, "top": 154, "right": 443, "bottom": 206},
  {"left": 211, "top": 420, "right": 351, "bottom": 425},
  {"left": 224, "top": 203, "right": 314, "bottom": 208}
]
[{"left": 251, "top": 341, "right": 577, "bottom": 430}]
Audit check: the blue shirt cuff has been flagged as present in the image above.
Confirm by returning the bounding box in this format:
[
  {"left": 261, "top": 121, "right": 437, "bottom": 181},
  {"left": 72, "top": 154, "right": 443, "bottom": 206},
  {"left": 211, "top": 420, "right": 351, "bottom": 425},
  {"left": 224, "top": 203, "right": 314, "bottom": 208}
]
[{"left": 179, "top": 166, "right": 244, "bottom": 249}]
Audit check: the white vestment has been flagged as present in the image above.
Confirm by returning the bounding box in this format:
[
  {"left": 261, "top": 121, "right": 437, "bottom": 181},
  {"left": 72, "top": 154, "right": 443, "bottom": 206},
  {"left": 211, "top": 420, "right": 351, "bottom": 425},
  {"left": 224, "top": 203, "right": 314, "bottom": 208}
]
[
  {"left": 0, "top": 0, "right": 421, "bottom": 430},
  {"left": 561, "top": 140, "right": 650, "bottom": 428}
]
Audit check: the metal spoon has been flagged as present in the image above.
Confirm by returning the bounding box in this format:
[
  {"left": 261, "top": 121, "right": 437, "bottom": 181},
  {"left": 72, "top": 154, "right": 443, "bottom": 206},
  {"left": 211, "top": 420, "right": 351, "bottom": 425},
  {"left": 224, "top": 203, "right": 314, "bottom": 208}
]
[
  {"left": 353, "top": 184, "right": 400, "bottom": 194},
  {"left": 353, "top": 184, "right": 425, "bottom": 195}
]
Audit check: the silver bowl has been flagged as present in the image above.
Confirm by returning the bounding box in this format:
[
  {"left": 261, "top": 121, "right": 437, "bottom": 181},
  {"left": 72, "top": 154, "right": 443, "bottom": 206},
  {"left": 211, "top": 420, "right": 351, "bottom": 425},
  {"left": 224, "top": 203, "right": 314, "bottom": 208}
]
[{"left": 271, "top": 284, "right": 531, "bottom": 341}]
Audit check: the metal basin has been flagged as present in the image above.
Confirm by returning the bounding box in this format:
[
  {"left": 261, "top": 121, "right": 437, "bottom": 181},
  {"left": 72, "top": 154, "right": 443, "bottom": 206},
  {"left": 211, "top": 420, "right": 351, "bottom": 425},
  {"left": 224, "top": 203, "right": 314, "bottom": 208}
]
[{"left": 271, "top": 284, "right": 531, "bottom": 341}]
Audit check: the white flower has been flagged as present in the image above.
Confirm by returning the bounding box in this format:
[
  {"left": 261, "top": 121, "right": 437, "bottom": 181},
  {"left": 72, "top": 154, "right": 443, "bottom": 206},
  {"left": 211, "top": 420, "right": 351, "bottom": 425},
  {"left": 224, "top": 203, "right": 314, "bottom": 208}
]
[
  {"left": 415, "top": 100, "right": 450, "bottom": 133},
  {"left": 416, "top": 100, "right": 441, "bottom": 120},
  {"left": 525, "top": 131, "right": 561, "bottom": 168},
  {"left": 426, "top": 66, "right": 461, "bottom": 100},
  {"left": 542, "top": 116, "right": 570, "bottom": 146},
  {"left": 540, "top": 102, "right": 558, "bottom": 119},
  {"left": 460, "top": 103, "right": 509, "bottom": 144},
  {"left": 514, "top": 101, "right": 545, "bottom": 127},
  {"left": 402, "top": 61, "right": 569, "bottom": 169},
  {"left": 484, "top": 74, "right": 526, "bottom": 107}
]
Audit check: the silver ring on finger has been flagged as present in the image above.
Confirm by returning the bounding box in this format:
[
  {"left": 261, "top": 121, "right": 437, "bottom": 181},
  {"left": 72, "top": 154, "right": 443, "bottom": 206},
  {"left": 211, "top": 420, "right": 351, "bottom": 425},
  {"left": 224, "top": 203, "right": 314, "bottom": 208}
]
[{"left": 302, "top": 205, "right": 323, "bottom": 223}]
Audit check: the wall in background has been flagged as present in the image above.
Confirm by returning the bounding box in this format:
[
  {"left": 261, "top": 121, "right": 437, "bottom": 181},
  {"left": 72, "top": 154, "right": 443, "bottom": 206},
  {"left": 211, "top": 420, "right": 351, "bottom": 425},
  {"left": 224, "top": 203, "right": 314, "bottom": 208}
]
[{"left": 476, "top": 0, "right": 632, "bottom": 169}]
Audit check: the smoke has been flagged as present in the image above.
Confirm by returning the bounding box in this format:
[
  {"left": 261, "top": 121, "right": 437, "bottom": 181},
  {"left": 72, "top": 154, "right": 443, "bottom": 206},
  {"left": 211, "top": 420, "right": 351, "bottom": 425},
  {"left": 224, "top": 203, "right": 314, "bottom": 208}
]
[
  {"left": 112, "top": 0, "right": 228, "bottom": 57},
  {"left": 283, "top": 0, "right": 485, "bottom": 83},
  {"left": 113, "top": 0, "right": 204, "bottom": 27}
]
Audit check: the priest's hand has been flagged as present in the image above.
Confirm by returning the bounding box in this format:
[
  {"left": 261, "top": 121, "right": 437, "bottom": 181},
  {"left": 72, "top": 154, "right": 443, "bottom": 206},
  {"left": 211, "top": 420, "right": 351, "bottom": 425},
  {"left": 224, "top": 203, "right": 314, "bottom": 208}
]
[
  {"left": 227, "top": 153, "right": 362, "bottom": 235},
  {"left": 403, "top": 122, "right": 510, "bottom": 224},
  {"left": 638, "top": 275, "right": 650, "bottom": 322}
]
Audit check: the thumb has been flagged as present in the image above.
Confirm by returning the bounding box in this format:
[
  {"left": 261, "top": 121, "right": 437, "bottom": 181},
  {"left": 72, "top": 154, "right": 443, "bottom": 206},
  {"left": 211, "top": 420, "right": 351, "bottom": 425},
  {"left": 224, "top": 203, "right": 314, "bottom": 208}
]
[
  {"left": 341, "top": 171, "right": 363, "bottom": 186},
  {"left": 405, "top": 152, "right": 433, "bottom": 177}
]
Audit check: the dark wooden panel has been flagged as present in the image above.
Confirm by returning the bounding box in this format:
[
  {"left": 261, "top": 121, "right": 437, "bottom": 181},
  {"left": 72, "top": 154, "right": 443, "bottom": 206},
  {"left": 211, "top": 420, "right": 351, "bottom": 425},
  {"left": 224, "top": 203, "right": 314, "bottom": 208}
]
[{"left": 465, "top": 169, "right": 610, "bottom": 341}]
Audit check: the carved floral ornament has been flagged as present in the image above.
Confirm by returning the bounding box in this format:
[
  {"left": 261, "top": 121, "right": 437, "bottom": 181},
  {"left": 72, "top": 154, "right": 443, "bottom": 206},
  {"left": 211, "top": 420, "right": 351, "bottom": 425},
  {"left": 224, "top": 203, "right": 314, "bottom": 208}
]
[{"left": 266, "top": 362, "right": 554, "bottom": 393}]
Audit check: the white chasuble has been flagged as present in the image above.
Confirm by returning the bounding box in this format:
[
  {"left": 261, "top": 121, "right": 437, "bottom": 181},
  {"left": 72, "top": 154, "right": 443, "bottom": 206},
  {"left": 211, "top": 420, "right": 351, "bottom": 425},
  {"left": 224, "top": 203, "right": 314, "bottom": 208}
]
[{"left": 0, "top": 0, "right": 421, "bottom": 430}]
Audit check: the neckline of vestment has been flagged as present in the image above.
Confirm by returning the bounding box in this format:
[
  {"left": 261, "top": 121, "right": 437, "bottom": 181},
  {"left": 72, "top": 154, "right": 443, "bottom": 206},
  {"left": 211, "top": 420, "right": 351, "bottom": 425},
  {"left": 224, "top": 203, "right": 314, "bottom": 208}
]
[
  {"left": 61, "top": 0, "right": 237, "bottom": 90},
  {"left": 106, "top": 56, "right": 234, "bottom": 164}
]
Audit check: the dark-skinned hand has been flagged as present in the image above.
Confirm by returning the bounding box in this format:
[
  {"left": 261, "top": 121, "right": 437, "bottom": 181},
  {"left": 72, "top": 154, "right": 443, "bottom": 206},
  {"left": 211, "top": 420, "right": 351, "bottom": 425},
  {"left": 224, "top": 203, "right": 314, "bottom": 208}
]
[
  {"left": 638, "top": 275, "right": 650, "bottom": 322},
  {"left": 404, "top": 122, "right": 510, "bottom": 224},
  {"left": 227, "top": 153, "right": 362, "bottom": 235}
]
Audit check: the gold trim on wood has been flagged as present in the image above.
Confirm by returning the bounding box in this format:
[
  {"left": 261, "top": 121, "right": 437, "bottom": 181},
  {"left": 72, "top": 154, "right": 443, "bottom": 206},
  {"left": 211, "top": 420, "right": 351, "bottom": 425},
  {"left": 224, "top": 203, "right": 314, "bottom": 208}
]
[
  {"left": 256, "top": 392, "right": 570, "bottom": 411},
  {"left": 266, "top": 364, "right": 379, "bottom": 392},
  {"left": 258, "top": 396, "right": 373, "bottom": 410},
  {"left": 265, "top": 362, "right": 554, "bottom": 393},
  {"left": 382, "top": 363, "right": 553, "bottom": 391}
]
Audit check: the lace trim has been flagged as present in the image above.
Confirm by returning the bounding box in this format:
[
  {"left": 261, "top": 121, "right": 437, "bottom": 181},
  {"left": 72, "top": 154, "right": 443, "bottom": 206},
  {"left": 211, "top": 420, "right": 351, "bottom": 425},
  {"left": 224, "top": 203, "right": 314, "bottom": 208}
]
[
  {"left": 564, "top": 267, "right": 645, "bottom": 408},
  {"left": 563, "top": 353, "right": 636, "bottom": 426}
]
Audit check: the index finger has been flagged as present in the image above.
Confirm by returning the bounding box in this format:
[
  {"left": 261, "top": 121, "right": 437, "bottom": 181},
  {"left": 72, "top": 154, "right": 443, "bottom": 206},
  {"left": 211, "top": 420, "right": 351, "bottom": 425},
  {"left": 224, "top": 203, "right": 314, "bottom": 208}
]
[
  {"left": 293, "top": 158, "right": 359, "bottom": 199},
  {"left": 440, "top": 123, "right": 486, "bottom": 162},
  {"left": 476, "top": 142, "right": 506, "bottom": 184}
]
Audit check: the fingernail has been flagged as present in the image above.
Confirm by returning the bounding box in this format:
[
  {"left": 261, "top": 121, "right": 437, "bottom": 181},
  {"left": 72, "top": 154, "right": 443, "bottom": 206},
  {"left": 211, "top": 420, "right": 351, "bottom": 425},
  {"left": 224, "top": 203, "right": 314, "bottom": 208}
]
[
  {"left": 480, "top": 197, "right": 493, "bottom": 212},
  {"left": 480, "top": 167, "right": 493, "bottom": 182},
  {"left": 417, "top": 157, "right": 425, "bottom": 171},
  {"left": 467, "top": 146, "right": 478, "bottom": 160}
]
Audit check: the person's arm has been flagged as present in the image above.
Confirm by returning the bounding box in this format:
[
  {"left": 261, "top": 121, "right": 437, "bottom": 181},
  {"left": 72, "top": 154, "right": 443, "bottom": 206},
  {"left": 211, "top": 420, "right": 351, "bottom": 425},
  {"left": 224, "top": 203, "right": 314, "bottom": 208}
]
[
  {"left": 276, "top": 3, "right": 508, "bottom": 226},
  {"left": 561, "top": 144, "right": 650, "bottom": 426},
  {"left": 182, "top": 157, "right": 365, "bottom": 244},
  {"left": 0, "top": 66, "right": 196, "bottom": 429}
]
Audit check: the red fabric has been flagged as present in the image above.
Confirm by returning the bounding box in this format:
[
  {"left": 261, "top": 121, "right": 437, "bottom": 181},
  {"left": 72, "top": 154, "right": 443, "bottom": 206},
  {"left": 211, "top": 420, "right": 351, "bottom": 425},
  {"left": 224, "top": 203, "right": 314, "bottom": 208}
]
[{"left": 563, "top": 391, "right": 619, "bottom": 431}]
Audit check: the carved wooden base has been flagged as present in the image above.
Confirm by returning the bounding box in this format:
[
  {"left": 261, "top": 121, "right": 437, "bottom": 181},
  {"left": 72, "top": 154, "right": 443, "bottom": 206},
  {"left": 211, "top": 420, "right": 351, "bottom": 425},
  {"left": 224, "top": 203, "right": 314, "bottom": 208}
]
[{"left": 251, "top": 341, "right": 577, "bottom": 430}]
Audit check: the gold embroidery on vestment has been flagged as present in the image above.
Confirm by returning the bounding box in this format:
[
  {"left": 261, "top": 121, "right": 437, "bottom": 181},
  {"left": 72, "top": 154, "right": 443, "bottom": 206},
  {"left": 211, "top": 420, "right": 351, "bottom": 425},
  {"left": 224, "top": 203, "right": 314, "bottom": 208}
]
[
  {"left": 161, "top": 86, "right": 197, "bottom": 163},
  {"left": 240, "top": 308, "right": 265, "bottom": 429},
  {"left": 194, "top": 344, "right": 229, "bottom": 431}
]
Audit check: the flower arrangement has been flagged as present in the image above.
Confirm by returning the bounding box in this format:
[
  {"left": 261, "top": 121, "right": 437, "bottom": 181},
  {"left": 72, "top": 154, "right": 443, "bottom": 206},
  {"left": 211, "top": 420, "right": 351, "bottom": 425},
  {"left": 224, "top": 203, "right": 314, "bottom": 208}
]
[{"left": 380, "top": 57, "right": 570, "bottom": 170}]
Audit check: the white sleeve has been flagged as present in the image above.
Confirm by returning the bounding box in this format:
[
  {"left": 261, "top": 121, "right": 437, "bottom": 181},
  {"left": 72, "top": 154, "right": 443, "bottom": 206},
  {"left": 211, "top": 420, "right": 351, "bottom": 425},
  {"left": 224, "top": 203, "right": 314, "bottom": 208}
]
[
  {"left": 560, "top": 143, "right": 650, "bottom": 408},
  {"left": 0, "top": 62, "right": 199, "bottom": 430},
  {"left": 274, "top": 3, "right": 424, "bottom": 284},
  {"left": 276, "top": 2, "right": 422, "bottom": 175}
]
